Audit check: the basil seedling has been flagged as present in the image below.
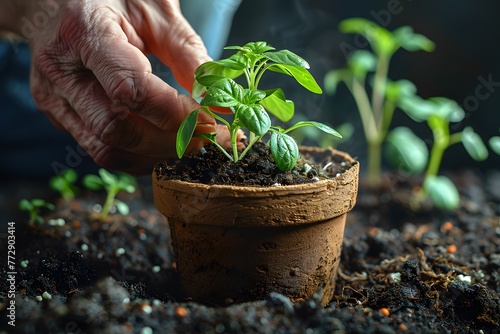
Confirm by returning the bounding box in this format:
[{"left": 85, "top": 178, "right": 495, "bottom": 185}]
[{"left": 176, "top": 41, "right": 341, "bottom": 171}]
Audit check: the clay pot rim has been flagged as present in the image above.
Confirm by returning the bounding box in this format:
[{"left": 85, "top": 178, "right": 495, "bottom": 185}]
[{"left": 152, "top": 147, "right": 359, "bottom": 199}]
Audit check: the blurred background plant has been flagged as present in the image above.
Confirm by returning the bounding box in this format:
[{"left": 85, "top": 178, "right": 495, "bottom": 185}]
[
  {"left": 324, "top": 18, "right": 434, "bottom": 188},
  {"left": 82, "top": 169, "right": 137, "bottom": 222}
]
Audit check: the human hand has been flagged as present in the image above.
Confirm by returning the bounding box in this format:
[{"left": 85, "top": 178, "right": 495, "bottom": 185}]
[{"left": 7, "top": 0, "right": 232, "bottom": 174}]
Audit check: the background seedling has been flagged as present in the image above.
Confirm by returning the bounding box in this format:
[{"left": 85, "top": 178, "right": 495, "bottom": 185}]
[
  {"left": 177, "top": 41, "right": 342, "bottom": 171},
  {"left": 324, "top": 18, "right": 435, "bottom": 187},
  {"left": 82, "top": 169, "right": 136, "bottom": 221},
  {"left": 391, "top": 95, "right": 488, "bottom": 209},
  {"left": 49, "top": 169, "right": 79, "bottom": 202},
  {"left": 19, "top": 198, "right": 55, "bottom": 225}
]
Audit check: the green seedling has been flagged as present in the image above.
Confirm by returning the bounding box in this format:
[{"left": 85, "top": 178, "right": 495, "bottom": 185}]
[
  {"left": 82, "top": 169, "right": 136, "bottom": 221},
  {"left": 176, "top": 41, "right": 341, "bottom": 171},
  {"left": 19, "top": 198, "right": 55, "bottom": 225},
  {"left": 391, "top": 95, "right": 488, "bottom": 210},
  {"left": 324, "top": 18, "right": 435, "bottom": 187},
  {"left": 489, "top": 129, "right": 500, "bottom": 155},
  {"left": 49, "top": 169, "right": 79, "bottom": 201}
]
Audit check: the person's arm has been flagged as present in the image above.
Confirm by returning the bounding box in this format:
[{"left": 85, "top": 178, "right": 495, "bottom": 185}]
[{"left": 0, "top": 0, "right": 232, "bottom": 174}]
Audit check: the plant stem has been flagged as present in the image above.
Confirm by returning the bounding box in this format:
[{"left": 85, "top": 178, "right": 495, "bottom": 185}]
[
  {"left": 350, "top": 78, "right": 383, "bottom": 188},
  {"left": 371, "top": 54, "right": 390, "bottom": 126},
  {"left": 238, "top": 135, "right": 262, "bottom": 161},
  {"left": 231, "top": 126, "right": 240, "bottom": 162},
  {"left": 101, "top": 187, "right": 118, "bottom": 221},
  {"left": 367, "top": 137, "right": 382, "bottom": 188}
]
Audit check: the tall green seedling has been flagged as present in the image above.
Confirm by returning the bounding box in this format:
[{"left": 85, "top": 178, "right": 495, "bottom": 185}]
[{"left": 324, "top": 18, "right": 435, "bottom": 187}]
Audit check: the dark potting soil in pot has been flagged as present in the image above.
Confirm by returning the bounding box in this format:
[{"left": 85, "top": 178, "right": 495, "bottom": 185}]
[{"left": 154, "top": 142, "right": 355, "bottom": 186}]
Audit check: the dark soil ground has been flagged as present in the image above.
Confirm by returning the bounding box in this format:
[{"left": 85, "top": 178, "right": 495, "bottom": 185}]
[{"left": 0, "top": 145, "right": 499, "bottom": 334}]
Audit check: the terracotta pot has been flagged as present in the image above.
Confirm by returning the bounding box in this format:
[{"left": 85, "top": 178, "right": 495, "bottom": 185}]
[{"left": 152, "top": 147, "right": 359, "bottom": 306}]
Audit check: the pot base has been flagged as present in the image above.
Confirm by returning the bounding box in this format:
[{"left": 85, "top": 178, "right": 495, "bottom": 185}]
[{"left": 169, "top": 213, "right": 346, "bottom": 306}]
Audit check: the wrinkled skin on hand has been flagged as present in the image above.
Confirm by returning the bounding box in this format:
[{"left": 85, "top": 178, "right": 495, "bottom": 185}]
[{"left": 26, "top": 0, "right": 238, "bottom": 174}]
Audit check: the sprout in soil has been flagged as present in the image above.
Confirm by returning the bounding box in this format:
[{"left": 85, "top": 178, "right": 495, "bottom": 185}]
[
  {"left": 49, "top": 169, "right": 79, "bottom": 202},
  {"left": 324, "top": 18, "right": 435, "bottom": 188},
  {"left": 387, "top": 95, "right": 488, "bottom": 210},
  {"left": 19, "top": 198, "right": 55, "bottom": 225},
  {"left": 82, "top": 169, "right": 136, "bottom": 221},
  {"left": 176, "top": 41, "right": 342, "bottom": 171}
]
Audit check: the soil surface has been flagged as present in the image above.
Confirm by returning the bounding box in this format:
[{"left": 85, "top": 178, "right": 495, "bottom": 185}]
[
  {"left": 155, "top": 143, "right": 354, "bottom": 186},
  {"left": 0, "top": 146, "right": 499, "bottom": 334}
]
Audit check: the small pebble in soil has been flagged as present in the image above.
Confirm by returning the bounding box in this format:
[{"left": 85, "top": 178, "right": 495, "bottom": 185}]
[
  {"left": 48, "top": 218, "right": 65, "bottom": 226},
  {"left": 141, "top": 304, "right": 153, "bottom": 314},
  {"left": 140, "top": 327, "right": 153, "bottom": 334},
  {"left": 446, "top": 244, "right": 457, "bottom": 254},
  {"left": 379, "top": 307, "right": 390, "bottom": 316},
  {"left": 457, "top": 274, "right": 472, "bottom": 284},
  {"left": 152, "top": 266, "right": 161, "bottom": 273},
  {"left": 20, "top": 260, "right": 29, "bottom": 268},
  {"left": 64, "top": 230, "right": 71, "bottom": 237},
  {"left": 42, "top": 291, "right": 52, "bottom": 300},
  {"left": 266, "top": 292, "right": 294, "bottom": 314},
  {"left": 389, "top": 272, "right": 401, "bottom": 284},
  {"left": 92, "top": 204, "right": 102, "bottom": 213},
  {"left": 81, "top": 243, "right": 89, "bottom": 251},
  {"left": 115, "top": 248, "right": 126, "bottom": 256},
  {"left": 35, "top": 296, "right": 42, "bottom": 302},
  {"left": 122, "top": 297, "right": 130, "bottom": 304},
  {"left": 175, "top": 306, "right": 188, "bottom": 317}
]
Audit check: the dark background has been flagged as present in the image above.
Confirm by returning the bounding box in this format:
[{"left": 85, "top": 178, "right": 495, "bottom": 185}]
[{"left": 224, "top": 0, "right": 500, "bottom": 171}]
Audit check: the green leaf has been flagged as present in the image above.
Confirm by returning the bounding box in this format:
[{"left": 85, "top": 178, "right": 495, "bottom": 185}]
[
  {"left": 193, "top": 59, "right": 245, "bottom": 98},
  {"left": 114, "top": 200, "right": 130, "bottom": 216},
  {"left": 398, "top": 95, "right": 434, "bottom": 122},
  {"left": 393, "top": 26, "right": 435, "bottom": 52},
  {"left": 284, "top": 121, "right": 342, "bottom": 138},
  {"left": 489, "top": 136, "right": 500, "bottom": 155},
  {"left": 260, "top": 89, "right": 294, "bottom": 122},
  {"left": 236, "top": 104, "right": 271, "bottom": 136},
  {"left": 348, "top": 50, "right": 377, "bottom": 78},
  {"left": 98, "top": 169, "right": 117, "bottom": 186},
  {"left": 194, "top": 60, "right": 245, "bottom": 84},
  {"left": 424, "top": 175, "right": 460, "bottom": 210},
  {"left": 428, "top": 97, "right": 465, "bottom": 123},
  {"left": 385, "top": 79, "right": 417, "bottom": 102},
  {"left": 324, "top": 69, "right": 348, "bottom": 95},
  {"left": 268, "top": 64, "right": 322, "bottom": 94},
  {"left": 19, "top": 199, "right": 33, "bottom": 211},
  {"left": 62, "top": 169, "right": 78, "bottom": 183},
  {"left": 226, "top": 41, "right": 275, "bottom": 54},
  {"left": 269, "top": 131, "right": 299, "bottom": 171},
  {"left": 398, "top": 96, "right": 464, "bottom": 123},
  {"left": 201, "top": 78, "right": 243, "bottom": 107},
  {"left": 176, "top": 109, "right": 199, "bottom": 158},
  {"left": 461, "top": 127, "right": 489, "bottom": 161},
  {"left": 385, "top": 127, "right": 428, "bottom": 174},
  {"left": 83, "top": 174, "right": 104, "bottom": 190},
  {"left": 242, "top": 89, "right": 266, "bottom": 105},
  {"left": 263, "top": 50, "right": 310, "bottom": 68},
  {"left": 339, "top": 18, "right": 397, "bottom": 56}
]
